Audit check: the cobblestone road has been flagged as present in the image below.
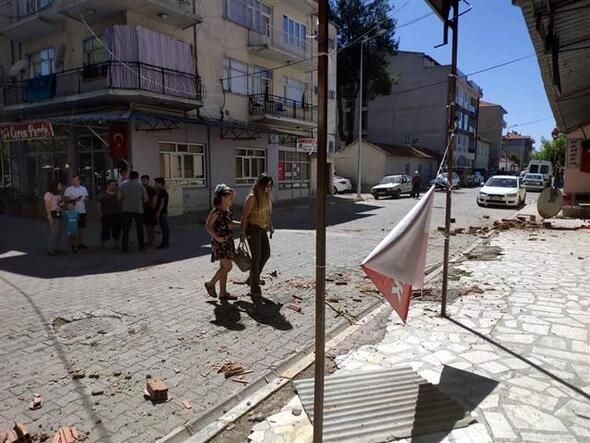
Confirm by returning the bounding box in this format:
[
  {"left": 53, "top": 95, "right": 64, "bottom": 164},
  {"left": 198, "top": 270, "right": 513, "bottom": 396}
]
[{"left": 0, "top": 188, "right": 522, "bottom": 441}]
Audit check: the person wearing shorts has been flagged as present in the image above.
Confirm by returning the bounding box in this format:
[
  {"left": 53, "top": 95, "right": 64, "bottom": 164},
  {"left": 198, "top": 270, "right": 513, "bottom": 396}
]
[
  {"left": 97, "top": 180, "right": 122, "bottom": 249},
  {"left": 64, "top": 175, "right": 89, "bottom": 249}
]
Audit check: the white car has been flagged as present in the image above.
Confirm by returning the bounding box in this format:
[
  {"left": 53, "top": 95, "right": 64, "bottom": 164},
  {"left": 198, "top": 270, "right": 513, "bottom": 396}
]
[
  {"left": 371, "top": 174, "right": 413, "bottom": 199},
  {"left": 333, "top": 175, "right": 352, "bottom": 194},
  {"left": 477, "top": 175, "right": 526, "bottom": 207},
  {"left": 522, "top": 173, "right": 546, "bottom": 192}
]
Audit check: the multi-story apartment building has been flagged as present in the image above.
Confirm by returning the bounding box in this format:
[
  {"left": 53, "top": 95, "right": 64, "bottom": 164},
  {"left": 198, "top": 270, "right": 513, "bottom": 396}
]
[
  {"left": 502, "top": 131, "right": 534, "bottom": 169},
  {"left": 474, "top": 136, "right": 491, "bottom": 172},
  {"left": 478, "top": 100, "right": 507, "bottom": 173},
  {"left": 363, "top": 51, "right": 482, "bottom": 170},
  {"left": 0, "top": 0, "right": 337, "bottom": 214}
]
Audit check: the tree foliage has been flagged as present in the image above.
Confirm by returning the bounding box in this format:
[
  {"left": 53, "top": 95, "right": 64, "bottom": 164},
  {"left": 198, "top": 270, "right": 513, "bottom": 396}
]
[
  {"left": 330, "top": 0, "right": 398, "bottom": 144},
  {"left": 532, "top": 136, "right": 566, "bottom": 166}
]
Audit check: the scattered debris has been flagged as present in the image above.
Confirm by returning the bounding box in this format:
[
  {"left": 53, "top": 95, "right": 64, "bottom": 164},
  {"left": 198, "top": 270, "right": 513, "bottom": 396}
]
[
  {"left": 292, "top": 408, "right": 302, "bottom": 416},
  {"left": 334, "top": 280, "right": 348, "bottom": 286},
  {"left": 231, "top": 378, "right": 249, "bottom": 385},
  {"left": 90, "top": 389, "right": 103, "bottom": 396},
  {"left": 0, "top": 423, "right": 31, "bottom": 443},
  {"left": 51, "top": 426, "right": 85, "bottom": 443},
  {"left": 145, "top": 379, "right": 168, "bottom": 403},
  {"left": 29, "top": 394, "right": 43, "bottom": 411},
  {"left": 70, "top": 370, "right": 85, "bottom": 380},
  {"left": 287, "top": 303, "right": 302, "bottom": 313},
  {"left": 352, "top": 298, "right": 362, "bottom": 302},
  {"left": 327, "top": 298, "right": 340, "bottom": 303},
  {"left": 291, "top": 294, "right": 303, "bottom": 301},
  {"left": 88, "top": 374, "right": 99, "bottom": 379},
  {"left": 173, "top": 368, "right": 181, "bottom": 374},
  {"left": 450, "top": 218, "right": 456, "bottom": 223},
  {"left": 217, "top": 362, "right": 250, "bottom": 379},
  {"left": 182, "top": 400, "right": 192, "bottom": 410},
  {"left": 437, "top": 226, "right": 445, "bottom": 232},
  {"left": 112, "top": 371, "right": 122, "bottom": 377},
  {"left": 483, "top": 215, "right": 490, "bottom": 219},
  {"left": 270, "top": 270, "right": 278, "bottom": 278}
]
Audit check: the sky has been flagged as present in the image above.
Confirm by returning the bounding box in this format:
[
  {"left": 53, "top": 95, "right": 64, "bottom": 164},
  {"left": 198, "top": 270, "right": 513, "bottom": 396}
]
[{"left": 391, "top": 0, "right": 555, "bottom": 149}]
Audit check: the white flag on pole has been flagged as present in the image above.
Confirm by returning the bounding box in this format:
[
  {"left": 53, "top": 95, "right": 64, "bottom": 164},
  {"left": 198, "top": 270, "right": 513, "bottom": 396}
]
[{"left": 361, "top": 186, "right": 436, "bottom": 323}]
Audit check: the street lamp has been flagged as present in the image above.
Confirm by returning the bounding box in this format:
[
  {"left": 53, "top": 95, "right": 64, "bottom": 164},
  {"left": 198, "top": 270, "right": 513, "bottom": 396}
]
[{"left": 356, "top": 29, "right": 386, "bottom": 200}]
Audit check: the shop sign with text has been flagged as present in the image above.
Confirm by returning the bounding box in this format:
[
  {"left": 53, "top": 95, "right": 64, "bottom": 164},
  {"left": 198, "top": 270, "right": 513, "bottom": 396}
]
[{"left": 0, "top": 121, "right": 54, "bottom": 142}]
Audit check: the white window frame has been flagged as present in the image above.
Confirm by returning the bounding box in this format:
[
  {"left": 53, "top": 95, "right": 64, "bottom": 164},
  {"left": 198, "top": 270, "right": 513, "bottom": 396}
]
[
  {"left": 282, "top": 76, "right": 307, "bottom": 103},
  {"left": 282, "top": 15, "right": 307, "bottom": 51},
  {"left": 235, "top": 148, "right": 266, "bottom": 185},
  {"left": 223, "top": 0, "right": 271, "bottom": 35},
  {"left": 224, "top": 58, "right": 272, "bottom": 96},
  {"left": 278, "top": 149, "right": 311, "bottom": 189},
  {"left": 30, "top": 47, "right": 55, "bottom": 78},
  {"left": 159, "top": 142, "right": 205, "bottom": 186}
]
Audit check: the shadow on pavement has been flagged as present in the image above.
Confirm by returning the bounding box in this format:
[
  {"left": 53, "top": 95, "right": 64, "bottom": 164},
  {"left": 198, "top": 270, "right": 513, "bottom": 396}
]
[
  {"left": 235, "top": 297, "right": 292, "bottom": 331},
  {"left": 448, "top": 317, "right": 590, "bottom": 401},
  {"left": 408, "top": 366, "right": 498, "bottom": 443},
  {"left": 1, "top": 277, "right": 113, "bottom": 441},
  {"left": 0, "top": 198, "right": 382, "bottom": 279},
  {"left": 208, "top": 300, "right": 246, "bottom": 331}
]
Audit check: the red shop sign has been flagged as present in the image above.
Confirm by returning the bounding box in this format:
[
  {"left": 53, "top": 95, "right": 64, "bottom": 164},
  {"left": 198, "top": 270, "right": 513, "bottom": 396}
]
[{"left": 0, "top": 120, "right": 54, "bottom": 142}]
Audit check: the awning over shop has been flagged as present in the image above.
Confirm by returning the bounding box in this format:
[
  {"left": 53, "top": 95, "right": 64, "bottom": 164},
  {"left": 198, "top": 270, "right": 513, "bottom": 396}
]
[
  {"left": 48, "top": 109, "right": 313, "bottom": 138},
  {"left": 514, "top": 0, "right": 590, "bottom": 133}
]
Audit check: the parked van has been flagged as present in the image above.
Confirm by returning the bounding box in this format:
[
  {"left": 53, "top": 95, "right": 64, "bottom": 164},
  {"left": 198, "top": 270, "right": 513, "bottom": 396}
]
[{"left": 526, "top": 160, "right": 553, "bottom": 186}]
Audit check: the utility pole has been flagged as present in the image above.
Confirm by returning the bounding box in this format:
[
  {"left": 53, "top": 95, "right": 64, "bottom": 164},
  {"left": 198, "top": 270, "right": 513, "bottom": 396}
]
[
  {"left": 313, "top": 0, "right": 328, "bottom": 441},
  {"left": 441, "top": 0, "right": 459, "bottom": 317},
  {"left": 356, "top": 39, "right": 364, "bottom": 199}
]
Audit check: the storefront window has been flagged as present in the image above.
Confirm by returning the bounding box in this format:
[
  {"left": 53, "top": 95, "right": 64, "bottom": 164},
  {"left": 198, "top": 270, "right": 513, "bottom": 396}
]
[
  {"left": 76, "top": 135, "right": 112, "bottom": 198},
  {"left": 159, "top": 142, "right": 205, "bottom": 185},
  {"left": 278, "top": 150, "right": 310, "bottom": 189},
  {"left": 236, "top": 148, "right": 266, "bottom": 184}
]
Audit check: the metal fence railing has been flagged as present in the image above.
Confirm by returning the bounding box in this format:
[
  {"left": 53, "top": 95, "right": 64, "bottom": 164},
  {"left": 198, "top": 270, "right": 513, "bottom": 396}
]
[
  {"left": 3, "top": 61, "right": 203, "bottom": 106},
  {"left": 249, "top": 93, "right": 316, "bottom": 123}
]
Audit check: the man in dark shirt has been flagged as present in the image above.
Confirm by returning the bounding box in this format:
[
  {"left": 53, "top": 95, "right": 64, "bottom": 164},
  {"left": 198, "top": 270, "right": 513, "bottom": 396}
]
[
  {"left": 141, "top": 174, "right": 157, "bottom": 246},
  {"left": 97, "top": 180, "right": 122, "bottom": 249},
  {"left": 154, "top": 177, "right": 170, "bottom": 249},
  {"left": 411, "top": 171, "right": 422, "bottom": 199}
]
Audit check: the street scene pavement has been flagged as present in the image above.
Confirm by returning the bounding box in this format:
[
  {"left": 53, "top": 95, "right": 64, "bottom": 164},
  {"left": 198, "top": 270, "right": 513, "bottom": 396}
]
[
  {"left": 0, "top": 188, "right": 521, "bottom": 442},
  {"left": 246, "top": 220, "right": 590, "bottom": 443}
]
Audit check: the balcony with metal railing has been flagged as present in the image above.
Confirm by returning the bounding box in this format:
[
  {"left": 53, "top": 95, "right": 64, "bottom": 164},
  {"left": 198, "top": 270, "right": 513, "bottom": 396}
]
[
  {"left": 248, "top": 24, "right": 315, "bottom": 71},
  {"left": 249, "top": 93, "right": 316, "bottom": 129},
  {"left": 0, "top": 0, "right": 201, "bottom": 42},
  {"left": 2, "top": 61, "right": 203, "bottom": 113}
]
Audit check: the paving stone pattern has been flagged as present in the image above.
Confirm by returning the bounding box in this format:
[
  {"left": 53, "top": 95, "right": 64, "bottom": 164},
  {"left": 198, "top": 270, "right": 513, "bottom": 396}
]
[
  {"left": 0, "top": 189, "right": 519, "bottom": 441},
  {"left": 250, "top": 224, "right": 590, "bottom": 443}
]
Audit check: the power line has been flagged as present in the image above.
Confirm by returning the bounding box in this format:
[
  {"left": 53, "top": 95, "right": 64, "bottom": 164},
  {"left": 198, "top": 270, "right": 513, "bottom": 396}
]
[{"left": 506, "top": 116, "right": 554, "bottom": 129}]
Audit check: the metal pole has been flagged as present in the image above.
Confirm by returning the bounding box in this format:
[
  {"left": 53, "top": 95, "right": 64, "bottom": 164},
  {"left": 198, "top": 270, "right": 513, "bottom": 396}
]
[
  {"left": 313, "top": 1, "right": 328, "bottom": 441},
  {"left": 441, "top": 0, "right": 459, "bottom": 318},
  {"left": 356, "top": 39, "right": 364, "bottom": 199}
]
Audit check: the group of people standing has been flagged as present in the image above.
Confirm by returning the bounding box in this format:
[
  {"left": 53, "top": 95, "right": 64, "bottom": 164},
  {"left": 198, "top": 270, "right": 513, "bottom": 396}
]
[
  {"left": 205, "top": 174, "right": 274, "bottom": 301},
  {"left": 43, "top": 170, "right": 169, "bottom": 255},
  {"left": 44, "top": 168, "right": 274, "bottom": 301}
]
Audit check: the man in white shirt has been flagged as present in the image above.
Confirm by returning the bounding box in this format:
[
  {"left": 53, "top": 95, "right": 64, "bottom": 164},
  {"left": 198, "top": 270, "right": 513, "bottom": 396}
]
[{"left": 64, "top": 175, "right": 89, "bottom": 249}]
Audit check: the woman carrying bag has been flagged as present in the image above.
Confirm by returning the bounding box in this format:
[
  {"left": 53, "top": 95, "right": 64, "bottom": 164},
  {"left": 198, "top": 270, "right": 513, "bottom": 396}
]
[
  {"left": 240, "top": 174, "right": 274, "bottom": 298},
  {"left": 44, "top": 180, "right": 64, "bottom": 256}
]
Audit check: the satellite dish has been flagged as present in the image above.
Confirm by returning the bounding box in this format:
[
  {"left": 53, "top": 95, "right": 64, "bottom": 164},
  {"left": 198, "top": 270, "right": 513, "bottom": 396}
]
[
  {"left": 9, "top": 59, "right": 28, "bottom": 78},
  {"left": 55, "top": 44, "right": 66, "bottom": 71},
  {"left": 537, "top": 187, "right": 563, "bottom": 218}
]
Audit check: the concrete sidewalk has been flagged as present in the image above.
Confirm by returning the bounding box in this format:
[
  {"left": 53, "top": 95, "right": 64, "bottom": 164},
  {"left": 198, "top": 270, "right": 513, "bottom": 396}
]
[{"left": 248, "top": 221, "right": 590, "bottom": 443}]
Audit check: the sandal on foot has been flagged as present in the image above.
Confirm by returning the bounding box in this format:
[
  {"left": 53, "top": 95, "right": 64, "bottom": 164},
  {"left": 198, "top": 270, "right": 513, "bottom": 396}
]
[{"left": 205, "top": 283, "right": 217, "bottom": 298}]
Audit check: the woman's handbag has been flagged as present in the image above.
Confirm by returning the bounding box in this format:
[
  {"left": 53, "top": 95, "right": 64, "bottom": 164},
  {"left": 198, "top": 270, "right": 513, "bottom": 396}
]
[{"left": 233, "top": 241, "right": 251, "bottom": 272}]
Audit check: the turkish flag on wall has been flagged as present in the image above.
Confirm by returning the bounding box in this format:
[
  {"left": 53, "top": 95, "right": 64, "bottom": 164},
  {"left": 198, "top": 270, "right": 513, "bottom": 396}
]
[
  {"left": 361, "top": 186, "right": 435, "bottom": 323},
  {"left": 108, "top": 124, "right": 128, "bottom": 160}
]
